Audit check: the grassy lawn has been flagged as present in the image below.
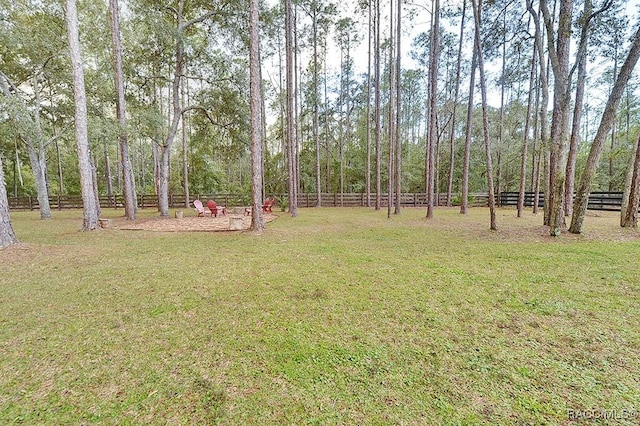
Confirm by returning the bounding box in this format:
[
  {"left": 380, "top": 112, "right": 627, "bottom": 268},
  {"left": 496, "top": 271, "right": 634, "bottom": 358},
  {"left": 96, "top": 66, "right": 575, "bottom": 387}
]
[{"left": 1, "top": 207, "right": 639, "bottom": 424}]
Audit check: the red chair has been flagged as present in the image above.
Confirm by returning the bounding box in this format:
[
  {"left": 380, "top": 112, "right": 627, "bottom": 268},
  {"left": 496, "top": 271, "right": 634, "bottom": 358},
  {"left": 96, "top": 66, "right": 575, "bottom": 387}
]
[
  {"left": 262, "top": 197, "right": 274, "bottom": 213},
  {"left": 207, "top": 200, "right": 218, "bottom": 217},
  {"left": 206, "top": 200, "right": 226, "bottom": 217}
]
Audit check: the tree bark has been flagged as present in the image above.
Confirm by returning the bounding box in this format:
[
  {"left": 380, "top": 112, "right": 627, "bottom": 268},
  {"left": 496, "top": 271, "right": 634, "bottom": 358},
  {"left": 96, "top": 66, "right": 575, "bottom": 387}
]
[
  {"left": 569, "top": 23, "right": 640, "bottom": 234},
  {"left": 518, "top": 42, "right": 538, "bottom": 218},
  {"left": 285, "top": 0, "right": 298, "bottom": 217},
  {"left": 394, "top": 0, "right": 402, "bottom": 215},
  {"left": 426, "top": 0, "right": 439, "bottom": 219},
  {"left": 460, "top": 33, "right": 477, "bottom": 215},
  {"left": 541, "top": 0, "right": 573, "bottom": 236},
  {"left": 564, "top": 0, "right": 609, "bottom": 217},
  {"left": 312, "top": 6, "right": 322, "bottom": 207},
  {"left": 66, "top": 0, "right": 99, "bottom": 231},
  {"left": 374, "top": 0, "right": 381, "bottom": 210},
  {"left": 366, "top": 0, "right": 372, "bottom": 207},
  {"left": 620, "top": 133, "right": 639, "bottom": 226},
  {"left": 472, "top": 0, "right": 496, "bottom": 230},
  {"left": 30, "top": 77, "right": 53, "bottom": 219},
  {"left": 526, "top": 0, "right": 550, "bottom": 217},
  {"left": 0, "top": 159, "right": 18, "bottom": 249},
  {"left": 249, "top": 0, "right": 264, "bottom": 232},
  {"left": 621, "top": 130, "right": 640, "bottom": 227},
  {"left": 0, "top": 72, "right": 53, "bottom": 220},
  {"left": 387, "top": 0, "right": 395, "bottom": 218},
  {"left": 447, "top": 0, "right": 466, "bottom": 207}
]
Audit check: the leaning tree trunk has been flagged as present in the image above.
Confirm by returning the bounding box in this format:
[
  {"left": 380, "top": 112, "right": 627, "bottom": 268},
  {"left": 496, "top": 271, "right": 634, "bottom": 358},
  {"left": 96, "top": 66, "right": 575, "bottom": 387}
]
[
  {"left": 564, "top": 0, "right": 603, "bottom": 218},
  {"left": 0, "top": 159, "right": 18, "bottom": 249},
  {"left": 66, "top": 0, "right": 99, "bottom": 231},
  {"left": 569, "top": 23, "right": 640, "bottom": 234}
]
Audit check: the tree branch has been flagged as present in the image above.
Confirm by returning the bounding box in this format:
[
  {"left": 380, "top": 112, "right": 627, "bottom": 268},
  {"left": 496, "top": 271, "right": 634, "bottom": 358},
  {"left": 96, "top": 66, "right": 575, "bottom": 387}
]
[
  {"left": 43, "top": 124, "right": 73, "bottom": 149},
  {"left": 181, "top": 105, "right": 234, "bottom": 129},
  {"left": 181, "top": 0, "right": 232, "bottom": 30}
]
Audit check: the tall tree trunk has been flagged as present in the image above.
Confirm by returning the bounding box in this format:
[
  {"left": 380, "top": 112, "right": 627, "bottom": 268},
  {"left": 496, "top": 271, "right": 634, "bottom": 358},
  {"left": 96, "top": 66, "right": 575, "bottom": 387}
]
[
  {"left": 366, "top": 0, "right": 372, "bottom": 208},
  {"left": 0, "top": 159, "right": 19, "bottom": 249},
  {"left": 394, "top": 0, "right": 402, "bottom": 215},
  {"left": 472, "top": 0, "right": 497, "bottom": 230},
  {"left": 90, "top": 151, "right": 102, "bottom": 217},
  {"left": 426, "top": 0, "right": 439, "bottom": 219},
  {"left": 496, "top": 12, "right": 507, "bottom": 205},
  {"left": 387, "top": 0, "right": 395, "bottom": 218},
  {"left": 460, "top": 31, "right": 477, "bottom": 215},
  {"left": 182, "top": 87, "right": 190, "bottom": 209},
  {"left": 55, "top": 140, "right": 64, "bottom": 199},
  {"left": 66, "top": 0, "right": 99, "bottom": 230},
  {"left": 564, "top": 55, "right": 587, "bottom": 217},
  {"left": 565, "top": 0, "right": 604, "bottom": 217},
  {"left": 609, "top": 53, "right": 619, "bottom": 192},
  {"left": 313, "top": 8, "right": 322, "bottom": 207},
  {"left": 324, "top": 52, "right": 331, "bottom": 193},
  {"left": 104, "top": 140, "right": 114, "bottom": 206},
  {"left": 518, "top": 42, "right": 538, "bottom": 218},
  {"left": 159, "top": 5, "right": 185, "bottom": 218},
  {"left": 569, "top": 23, "right": 640, "bottom": 234},
  {"left": 527, "top": 0, "right": 550, "bottom": 217},
  {"left": 249, "top": 0, "right": 264, "bottom": 231},
  {"left": 30, "top": 77, "right": 53, "bottom": 219},
  {"left": 285, "top": 0, "right": 298, "bottom": 217},
  {"left": 447, "top": 0, "right": 466, "bottom": 207},
  {"left": 374, "top": 0, "right": 382, "bottom": 210},
  {"left": 293, "top": 6, "right": 300, "bottom": 211},
  {"left": 541, "top": 0, "right": 573, "bottom": 236}
]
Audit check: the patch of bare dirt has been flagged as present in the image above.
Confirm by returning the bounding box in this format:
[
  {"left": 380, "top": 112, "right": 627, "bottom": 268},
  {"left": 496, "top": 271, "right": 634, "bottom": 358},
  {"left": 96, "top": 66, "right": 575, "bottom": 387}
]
[{"left": 114, "top": 213, "right": 277, "bottom": 232}]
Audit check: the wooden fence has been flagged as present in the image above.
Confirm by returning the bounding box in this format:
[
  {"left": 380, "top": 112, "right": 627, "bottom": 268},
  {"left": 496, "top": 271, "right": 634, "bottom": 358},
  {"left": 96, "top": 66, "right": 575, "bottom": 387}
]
[
  {"left": 499, "top": 191, "right": 627, "bottom": 211},
  {"left": 10, "top": 191, "right": 631, "bottom": 212},
  {"left": 8, "top": 192, "right": 489, "bottom": 211}
]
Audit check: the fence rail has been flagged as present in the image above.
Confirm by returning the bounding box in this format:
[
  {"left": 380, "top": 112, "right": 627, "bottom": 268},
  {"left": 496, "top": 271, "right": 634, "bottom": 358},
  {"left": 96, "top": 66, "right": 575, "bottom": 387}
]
[
  {"left": 9, "top": 191, "right": 632, "bottom": 212},
  {"left": 499, "top": 191, "right": 627, "bottom": 211},
  {"left": 8, "top": 192, "right": 490, "bottom": 211}
]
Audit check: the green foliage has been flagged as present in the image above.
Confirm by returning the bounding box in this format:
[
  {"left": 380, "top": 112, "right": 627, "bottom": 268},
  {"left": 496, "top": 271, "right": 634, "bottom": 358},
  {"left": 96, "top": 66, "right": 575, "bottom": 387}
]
[{"left": 449, "top": 192, "right": 472, "bottom": 206}]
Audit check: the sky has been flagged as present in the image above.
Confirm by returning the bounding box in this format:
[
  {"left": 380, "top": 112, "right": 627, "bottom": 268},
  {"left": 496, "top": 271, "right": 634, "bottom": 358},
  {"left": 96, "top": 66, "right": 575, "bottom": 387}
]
[{"left": 263, "top": 0, "right": 640, "bottom": 111}]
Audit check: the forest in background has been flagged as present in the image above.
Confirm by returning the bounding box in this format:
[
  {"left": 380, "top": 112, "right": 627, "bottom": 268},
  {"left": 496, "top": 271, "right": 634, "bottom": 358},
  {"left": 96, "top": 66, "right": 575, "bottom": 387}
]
[{"left": 1, "top": 0, "right": 640, "bottom": 234}]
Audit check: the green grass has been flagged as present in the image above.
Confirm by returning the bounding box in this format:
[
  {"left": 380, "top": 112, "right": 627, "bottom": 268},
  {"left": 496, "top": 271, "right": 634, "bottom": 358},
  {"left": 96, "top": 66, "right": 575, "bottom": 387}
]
[{"left": 1, "top": 207, "right": 639, "bottom": 424}]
